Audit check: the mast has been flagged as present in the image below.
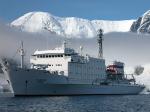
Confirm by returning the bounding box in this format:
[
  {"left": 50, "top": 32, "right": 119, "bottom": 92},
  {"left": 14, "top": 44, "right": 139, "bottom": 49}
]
[
  {"left": 97, "top": 29, "right": 104, "bottom": 59},
  {"left": 20, "top": 41, "right": 25, "bottom": 68}
]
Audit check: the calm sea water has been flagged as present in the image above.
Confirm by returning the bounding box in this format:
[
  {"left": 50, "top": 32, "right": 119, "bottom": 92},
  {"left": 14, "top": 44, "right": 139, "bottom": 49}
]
[{"left": 0, "top": 95, "right": 150, "bottom": 112}]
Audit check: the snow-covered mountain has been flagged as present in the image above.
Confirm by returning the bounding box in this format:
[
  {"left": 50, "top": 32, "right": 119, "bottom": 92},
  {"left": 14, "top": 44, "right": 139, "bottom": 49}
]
[
  {"left": 130, "top": 10, "right": 150, "bottom": 34},
  {"left": 11, "top": 12, "right": 134, "bottom": 38}
]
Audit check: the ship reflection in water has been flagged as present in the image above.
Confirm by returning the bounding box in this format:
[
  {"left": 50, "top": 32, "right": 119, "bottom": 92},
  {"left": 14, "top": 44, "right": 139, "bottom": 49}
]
[{"left": 0, "top": 95, "right": 150, "bottom": 112}]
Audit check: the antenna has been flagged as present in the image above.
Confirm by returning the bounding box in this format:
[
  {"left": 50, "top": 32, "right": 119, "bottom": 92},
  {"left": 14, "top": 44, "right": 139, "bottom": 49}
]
[
  {"left": 20, "top": 41, "right": 25, "bottom": 68},
  {"left": 97, "top": 29, "right": 104, "bottom": 59}
]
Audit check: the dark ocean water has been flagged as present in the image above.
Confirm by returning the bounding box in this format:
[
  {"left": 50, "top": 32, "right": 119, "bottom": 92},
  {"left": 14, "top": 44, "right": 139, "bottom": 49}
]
[{"left": 0, "top": 95, "right": 150, "bottom": 112}]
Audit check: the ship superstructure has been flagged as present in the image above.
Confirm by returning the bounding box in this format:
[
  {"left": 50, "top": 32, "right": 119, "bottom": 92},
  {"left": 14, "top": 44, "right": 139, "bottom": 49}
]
[{"left": 30, "top": 41, "right": 106, "bottom": 84}]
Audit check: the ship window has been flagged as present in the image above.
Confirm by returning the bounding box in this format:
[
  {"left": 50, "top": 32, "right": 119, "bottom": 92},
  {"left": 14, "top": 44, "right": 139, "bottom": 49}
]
[
  {"left": 43, "top": 55, "right": 45, "bottom": 58},
  {"left": 56, "top": 64, "right": 62, "bottom": 66},
  {"left": 49, "top": 55, "right": 51, "bottom": 58},
  {"left": 55, "top": 55, "right": 58, "bottom": 57},
  {"left": 46, "top": 55, "right": 48, "bottom": 58},
  {"left": 65, "top": 54, "right": 71, "bottom": 56},
  {"left": 40, "top": 55, "right": 42, "bottom": 58},
  {"left": 52, "top": 55, "right": 54, "bottom": 58},
  {"left": 58, "top": 55, "right": 63, "bottom": 57}
]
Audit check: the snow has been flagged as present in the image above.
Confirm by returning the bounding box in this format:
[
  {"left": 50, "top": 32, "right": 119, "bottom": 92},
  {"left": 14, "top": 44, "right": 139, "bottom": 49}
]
[
  {"left": 11, "top": 12, "right": 64, "bottom": 35},
  {"left": 11, "top": 11, "right": 134, "bottom": 38},
  {"left": 131, "top": 10, "right": 150, "bottom": 34},
  {"left": 92, "top": 20, "right": 134, "bottom": 34},
  {"left": 141, "top": 10, "right": 150, "bottom": 25}
]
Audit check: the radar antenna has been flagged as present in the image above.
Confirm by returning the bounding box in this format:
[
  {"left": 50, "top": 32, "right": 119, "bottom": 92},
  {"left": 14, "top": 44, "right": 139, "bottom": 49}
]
[{"left": 97, "top": 29, "right": 103, "bottom": 59}]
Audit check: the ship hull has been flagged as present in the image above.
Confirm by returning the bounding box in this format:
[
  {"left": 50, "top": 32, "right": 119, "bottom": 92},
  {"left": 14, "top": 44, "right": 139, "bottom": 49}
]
[
  {"left": 15, "top": 84, "right": 144, "bottom": 96},
  {"left": 6, "top": 68, "right": 144, "bottom": 96}
]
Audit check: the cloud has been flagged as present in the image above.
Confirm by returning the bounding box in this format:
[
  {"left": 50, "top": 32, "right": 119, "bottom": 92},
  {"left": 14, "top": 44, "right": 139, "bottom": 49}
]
[{"left": 1, "top": 20, "right": 150, "bottom": 68}]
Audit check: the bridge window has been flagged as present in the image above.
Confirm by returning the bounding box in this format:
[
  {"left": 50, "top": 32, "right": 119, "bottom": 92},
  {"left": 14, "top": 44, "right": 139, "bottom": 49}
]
[
  {"left": 37, "top": 54, "right": 64, "bottom": 58},
  {"left": 43, "top": 55, "right": 45, "bottom": 58}
]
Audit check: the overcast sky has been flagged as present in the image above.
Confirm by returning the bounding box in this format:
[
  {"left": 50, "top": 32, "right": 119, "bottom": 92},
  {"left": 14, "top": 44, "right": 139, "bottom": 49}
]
[{"left": 0, "top": 0, "right": 150, "bottom": 22}]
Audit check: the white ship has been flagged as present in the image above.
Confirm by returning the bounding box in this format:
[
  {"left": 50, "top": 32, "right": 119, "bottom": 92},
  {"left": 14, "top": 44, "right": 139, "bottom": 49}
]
[{"left": 0, "top": 29, "right": 144, "bottom": 95}]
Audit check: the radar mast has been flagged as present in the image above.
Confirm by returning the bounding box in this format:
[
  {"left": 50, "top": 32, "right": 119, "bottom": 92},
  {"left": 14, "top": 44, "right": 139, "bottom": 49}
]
[{"left": 97, "top": 29, "right": 103, "bottom": 59}]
